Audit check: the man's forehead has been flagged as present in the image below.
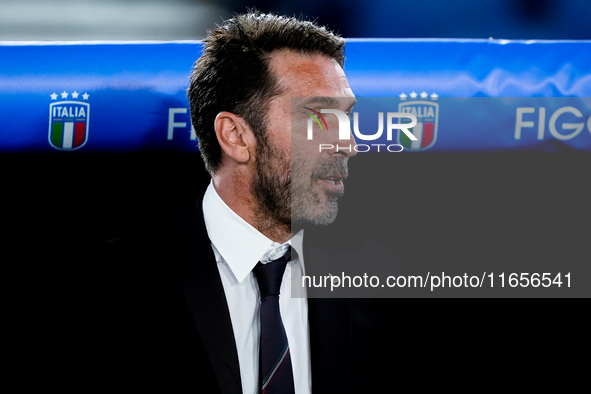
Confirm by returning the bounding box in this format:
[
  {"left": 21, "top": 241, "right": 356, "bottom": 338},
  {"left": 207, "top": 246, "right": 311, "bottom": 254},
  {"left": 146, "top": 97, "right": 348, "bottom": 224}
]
[{"left": 269, "top": 50, "right": 354, "bottom": 99}]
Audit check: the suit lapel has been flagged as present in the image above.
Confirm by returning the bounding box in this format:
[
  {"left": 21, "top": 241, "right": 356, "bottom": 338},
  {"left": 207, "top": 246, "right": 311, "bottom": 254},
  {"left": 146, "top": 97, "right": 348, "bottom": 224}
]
[
  {"left": 173, "top": 202, "right": 361, "bottom": 393},
  {"left": 305, "top": 237, "right": 353, "bottom": 393},
  {"left": 177, "top": 200, "right": 243, "bottom": 394}
]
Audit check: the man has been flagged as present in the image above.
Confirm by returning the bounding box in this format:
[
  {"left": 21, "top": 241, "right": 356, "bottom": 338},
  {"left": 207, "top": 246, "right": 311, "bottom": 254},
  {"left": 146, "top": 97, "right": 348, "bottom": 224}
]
[
  {"left": 186, "top": 10, "right": 364, "bottom": 393},
  {"left": 73, "top": 12, "right": 378, "bottom": 393}
]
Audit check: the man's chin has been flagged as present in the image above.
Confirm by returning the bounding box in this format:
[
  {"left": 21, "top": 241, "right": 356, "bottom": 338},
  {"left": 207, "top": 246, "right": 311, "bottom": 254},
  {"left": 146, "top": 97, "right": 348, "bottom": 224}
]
[{"left": 291, "top": 202, "right": 339, "bottom": 230}]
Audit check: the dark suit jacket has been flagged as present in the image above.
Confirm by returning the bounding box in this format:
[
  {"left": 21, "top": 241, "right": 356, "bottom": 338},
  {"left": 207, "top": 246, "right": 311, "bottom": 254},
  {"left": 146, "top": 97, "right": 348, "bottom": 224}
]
[{"left": 55, "top": 199, "right": 379, "bottom": 392}]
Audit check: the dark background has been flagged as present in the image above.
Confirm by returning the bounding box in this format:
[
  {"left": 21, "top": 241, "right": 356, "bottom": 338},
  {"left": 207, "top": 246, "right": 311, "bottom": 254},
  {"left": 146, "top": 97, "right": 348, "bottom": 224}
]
[
  {"left": 2, "top": 0, "right": 590, "bottom": 41},
  {"left": 340, "top": 150, "right": 591, "bottom": 297},
  {"left": 6, "top": 150, "right": 590, "bottom": 297},
  {"left": 5, "top": 141, "right": 589, "bottom": 390},
  {"left": 223, "top": 0, "right": 591, "bottom": 40}
]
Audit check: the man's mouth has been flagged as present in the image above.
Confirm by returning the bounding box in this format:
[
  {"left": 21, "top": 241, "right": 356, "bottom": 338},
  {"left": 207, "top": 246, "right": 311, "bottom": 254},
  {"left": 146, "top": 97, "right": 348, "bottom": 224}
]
[
  {"left": 320, "top": 177, "right": 344, "bottom": 184},
  {"left": 318, "top": 176, "right": 345, "bottom": 192},
  {"left": 312, "top": 158, "right": 349, "bottom": 194}
]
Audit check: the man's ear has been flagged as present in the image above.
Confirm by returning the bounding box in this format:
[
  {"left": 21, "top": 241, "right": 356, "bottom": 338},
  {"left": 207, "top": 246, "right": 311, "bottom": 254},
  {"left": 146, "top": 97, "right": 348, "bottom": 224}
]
[{"left": 214, "top": 112, "right": 255, "bottom": 164}]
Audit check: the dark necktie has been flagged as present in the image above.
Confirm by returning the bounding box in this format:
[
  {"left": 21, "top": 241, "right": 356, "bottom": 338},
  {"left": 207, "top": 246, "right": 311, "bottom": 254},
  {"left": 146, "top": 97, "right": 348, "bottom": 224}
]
[{"left": 253, "top": 247, "right": 295, "bottom": 394}]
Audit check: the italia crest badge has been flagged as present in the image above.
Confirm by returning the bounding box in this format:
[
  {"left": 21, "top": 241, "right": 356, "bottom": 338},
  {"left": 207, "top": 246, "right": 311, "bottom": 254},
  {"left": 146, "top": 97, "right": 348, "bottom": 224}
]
[
  {"left": 397, "top": 91, "right": 438, "bottom": 151},
  {"left": 48, "top": 91, "right": 90, "bottom": 151}
]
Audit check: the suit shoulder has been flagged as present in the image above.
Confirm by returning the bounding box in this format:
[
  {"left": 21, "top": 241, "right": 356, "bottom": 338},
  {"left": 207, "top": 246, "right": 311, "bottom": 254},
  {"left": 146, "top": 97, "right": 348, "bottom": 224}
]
[{"left": 305, "top": 224, "right": 404, "bottom": 276}]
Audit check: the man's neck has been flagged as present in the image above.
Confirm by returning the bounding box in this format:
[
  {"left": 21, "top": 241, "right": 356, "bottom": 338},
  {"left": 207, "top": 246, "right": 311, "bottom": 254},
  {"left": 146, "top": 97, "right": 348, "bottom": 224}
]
[
  {"left": 252, "top": 216, "right": 292, "bottom": 244},
  {"left": 212, "top": 176, "right": 292, "bottom": 243}
]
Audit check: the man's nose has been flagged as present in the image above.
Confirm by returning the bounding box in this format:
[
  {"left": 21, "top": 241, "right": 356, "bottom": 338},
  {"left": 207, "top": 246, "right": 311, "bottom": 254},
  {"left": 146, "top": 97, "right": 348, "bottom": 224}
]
[
  {"left": 329, "top": 124, "right": 357, "bottom": 158},
  {"left": 323, "top": 118, "right": 357, "bottom": 158},
  {"left": 333, "top": 139, "right": 357, "bottom": 158}
]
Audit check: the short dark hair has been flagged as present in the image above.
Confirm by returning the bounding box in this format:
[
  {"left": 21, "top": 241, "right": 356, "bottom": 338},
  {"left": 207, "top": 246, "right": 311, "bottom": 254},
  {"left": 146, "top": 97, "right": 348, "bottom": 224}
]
[{"left": 188, "top": 11, "right": 346, "bottom": 174}]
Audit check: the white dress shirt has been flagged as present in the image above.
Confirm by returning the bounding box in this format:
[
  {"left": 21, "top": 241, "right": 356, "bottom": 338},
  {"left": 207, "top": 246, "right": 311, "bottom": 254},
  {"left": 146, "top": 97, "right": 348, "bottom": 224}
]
[{"left": 202, "top": 182, "right": 311, "bottom": 394}]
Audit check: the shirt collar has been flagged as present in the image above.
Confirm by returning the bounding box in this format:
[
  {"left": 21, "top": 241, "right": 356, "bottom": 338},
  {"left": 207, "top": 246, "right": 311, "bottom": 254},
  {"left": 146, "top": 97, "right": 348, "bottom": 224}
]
[{"left": 202, "top": 181, "right": 303, "bottom": 283}]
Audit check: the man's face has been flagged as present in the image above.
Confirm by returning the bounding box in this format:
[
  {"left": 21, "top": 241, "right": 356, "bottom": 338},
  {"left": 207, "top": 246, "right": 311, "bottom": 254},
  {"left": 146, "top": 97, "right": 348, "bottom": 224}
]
[{"left": 252, "top": 51, "right": 356, "bottom": 231}]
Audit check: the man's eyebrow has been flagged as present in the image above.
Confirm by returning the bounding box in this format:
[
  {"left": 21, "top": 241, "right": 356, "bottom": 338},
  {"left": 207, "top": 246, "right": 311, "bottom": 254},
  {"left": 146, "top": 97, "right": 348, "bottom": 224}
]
[
  {"left": 301, "top": 97, "right": 339, "bottom": 107},
  {"left": 300, "top": 96, "right": 357, "bottom": 110}
]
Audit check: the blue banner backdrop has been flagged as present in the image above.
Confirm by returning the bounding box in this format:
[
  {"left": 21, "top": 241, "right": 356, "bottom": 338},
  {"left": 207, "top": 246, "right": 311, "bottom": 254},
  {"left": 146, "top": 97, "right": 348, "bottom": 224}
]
[{"left": 1, "top": 39, "right": 590, "bottom": 153}]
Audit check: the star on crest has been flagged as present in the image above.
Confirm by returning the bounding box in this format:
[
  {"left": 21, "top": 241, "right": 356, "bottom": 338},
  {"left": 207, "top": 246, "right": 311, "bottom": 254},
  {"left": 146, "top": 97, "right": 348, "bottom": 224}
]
[
  {"left": 420, "top": 91, "right": 428, "bottom": 98},
  {"left": 71, "top": 91, "right": 79, "bottom": 99},
  {"left": 61, "top": 91, "right": 69, "bottom": 99},
  {"left": 409, "top": 91, "right": 418, "bottom": 98},
  {"left": 399, "top": 92, "right": 407, "bottom": 100},
  {"left": 82, "top": 93, "right": 89, "bottom": 100},
  {"left": 430, "top": 93, "right": 439, "bottom": 100},
  {"left": 50, "top": 93, "right": 58, "bottom": 100}
]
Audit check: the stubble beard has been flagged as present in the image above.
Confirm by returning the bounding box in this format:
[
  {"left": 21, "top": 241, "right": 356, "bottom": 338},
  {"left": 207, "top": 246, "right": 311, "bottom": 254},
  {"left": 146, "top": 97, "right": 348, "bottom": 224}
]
[
  {"left": 251, "top": 137, "right": 292, "bottom": 236},
  {"left": 252, "top": 136, "right": 347, "bottom": 235},
  {"left": 291, "top": 157, "right": 347, "bottom": 231}
]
